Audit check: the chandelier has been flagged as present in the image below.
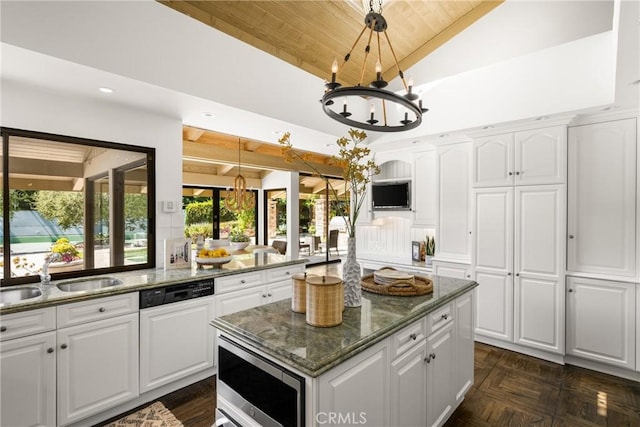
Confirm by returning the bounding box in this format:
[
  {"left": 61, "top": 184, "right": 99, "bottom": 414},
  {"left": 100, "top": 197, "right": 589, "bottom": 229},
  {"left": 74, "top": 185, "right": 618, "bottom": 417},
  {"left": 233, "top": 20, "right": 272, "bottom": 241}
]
[
  {"left": 321, "top": 0, "right": 428, "bottom": 132},
  {"left": 224, "top": 138, "right": 255, "bottom": 211}
]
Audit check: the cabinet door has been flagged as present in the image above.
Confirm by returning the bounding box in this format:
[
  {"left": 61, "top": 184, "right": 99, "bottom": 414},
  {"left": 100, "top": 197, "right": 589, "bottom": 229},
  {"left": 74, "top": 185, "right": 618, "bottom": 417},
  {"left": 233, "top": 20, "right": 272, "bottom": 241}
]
[
  {"left": 454, "top": 292, "right": 474, "bottom": 404},
  {"left": 474, "top": 271, "right": 513, "bottom": 341},
  {"left": 140, "top": 296, "right": 215, "bottom": 393},
  {"left": 215, "top": 286, "right": 264, "bottom": 316},
  {"left": 436, "top": 142, "right": 471, "bottom": 261},
  {"left": 57, "top": 313, "right": 139, "bottom": 425},
  {"left": 414, "top": 150, "right": 437, "bottom": 226},
  {"left": 513, "top": 185, "right": 565, "bottom": 353},
  {"left": 432, "top": 261, "right": 471, "bottom": 279},
  {"left": 390, "top": 341, "right": 427, "bottom": 427},
  {"left": 473, "top": 187, "right": 513, "bottom": 342},
  {"left": 1, "top": 332, "right": 56, "bottom": 427},
  {"left": 426, "top": 322, "right": 454, "bottom": 427},
  {"left": 566, "top": 277, "right": 635, "bottom": 369},
  {"left": 514, "top": 277, "right": 563, "bottom": 353},
  {"left": 473, "top": 133, "right": 514, "bottom": 187},
  {"left": 319, "top": 343, "right": 389, "bottom": 427},
  {"left": 515, "top": 126, "right": 567, "bottom": 185},
  {"left": 267, "top": 280, "right": 292, "bottom": 303},
  {"left": 568, "top": 118, "right": 637, "bottom": 277}
]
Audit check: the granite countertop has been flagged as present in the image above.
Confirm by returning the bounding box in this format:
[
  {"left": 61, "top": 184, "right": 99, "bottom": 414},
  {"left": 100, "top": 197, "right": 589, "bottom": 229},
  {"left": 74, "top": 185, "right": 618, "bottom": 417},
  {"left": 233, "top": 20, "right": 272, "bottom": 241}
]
[
  {"left": 212, "top": 276, "right": 478, "bottom": 377},
  {"left": 0, "top": 253, "right": 305, "bottom": 315}
]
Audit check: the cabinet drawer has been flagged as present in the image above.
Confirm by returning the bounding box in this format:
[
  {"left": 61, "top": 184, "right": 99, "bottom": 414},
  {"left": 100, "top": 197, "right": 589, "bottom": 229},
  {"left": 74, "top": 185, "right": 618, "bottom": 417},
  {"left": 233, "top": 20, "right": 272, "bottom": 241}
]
[
  {"left": 391, "top": 319, "right": 426, "bottom": 359},
  {"left": 427, "top": 302, "right": 453, "bottom": 336},
  {"left": 0, "top": 307, "right": 56, "bottom": 341},
  {"left": 57, "top": 293, "right": 137, "bottom": 327},
  {"left": 216, "top": 271, "right": 265, "bottom": 294},
  {"left": 265, "top": 264, "right": 304, "bottom": 283}
]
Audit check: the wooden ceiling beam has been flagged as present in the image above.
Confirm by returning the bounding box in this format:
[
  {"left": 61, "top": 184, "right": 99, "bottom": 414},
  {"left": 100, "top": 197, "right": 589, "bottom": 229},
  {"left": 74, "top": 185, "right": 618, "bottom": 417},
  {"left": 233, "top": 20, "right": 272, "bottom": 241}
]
[
  {"left": 183, "top": 171, "right": 262, "bottom": 189},
  {"left": 183, "top": 140, "right": 343, "bottom": 177},
  {"left": 9, "top": 177, "right": 74, "bottom": 192},
  {"left": 7, "top": 157, "right": 83, "bottom": 178}
]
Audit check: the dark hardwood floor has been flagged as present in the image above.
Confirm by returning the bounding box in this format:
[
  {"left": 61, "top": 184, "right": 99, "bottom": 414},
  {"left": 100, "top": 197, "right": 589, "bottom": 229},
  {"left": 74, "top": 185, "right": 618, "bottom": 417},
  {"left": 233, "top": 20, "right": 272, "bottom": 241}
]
[{"left": 101, "top": 342, "right": 640, "bottom": 427}]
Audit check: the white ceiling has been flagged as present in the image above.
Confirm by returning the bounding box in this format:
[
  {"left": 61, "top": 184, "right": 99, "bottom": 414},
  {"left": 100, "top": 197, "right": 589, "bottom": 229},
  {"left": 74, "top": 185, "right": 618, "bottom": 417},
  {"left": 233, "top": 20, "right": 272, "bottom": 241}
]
[{"left": 0, "top": 0, "right": 634, "bottom": 155}]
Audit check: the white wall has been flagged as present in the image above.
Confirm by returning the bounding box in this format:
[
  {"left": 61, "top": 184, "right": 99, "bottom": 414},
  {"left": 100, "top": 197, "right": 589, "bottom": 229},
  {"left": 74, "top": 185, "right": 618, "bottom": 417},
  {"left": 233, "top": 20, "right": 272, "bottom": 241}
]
[{"left": 1, "top": 80, "right": 183, "bottom": 267}]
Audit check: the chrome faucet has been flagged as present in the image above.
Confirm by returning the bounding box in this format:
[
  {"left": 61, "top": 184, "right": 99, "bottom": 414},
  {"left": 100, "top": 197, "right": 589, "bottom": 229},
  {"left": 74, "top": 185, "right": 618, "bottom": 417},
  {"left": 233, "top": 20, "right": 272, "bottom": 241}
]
[{"left": 40, "top": 253, "right": 62, "bottom": 285}]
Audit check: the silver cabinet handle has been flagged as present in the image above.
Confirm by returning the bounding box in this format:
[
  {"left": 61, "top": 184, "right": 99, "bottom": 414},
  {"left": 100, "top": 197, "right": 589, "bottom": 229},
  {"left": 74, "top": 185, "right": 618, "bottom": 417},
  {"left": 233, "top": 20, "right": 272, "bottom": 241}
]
[
  {"left": 99, "top": 307, "right": 106, "bottom": 313},
  {"left": 409, "top": 333, "right": 417, "bottom": 341},
  {"left": 568, "top": 235, "right": 574, "bottom": 239},
  {"left": 262, "top": 294, "right": 267, "bottom": 298},
  {"left": 516, "top": 273, "right": 520, "bottom": 277},
  {"left": 285, "top": 271, "right": 290, "bottom": 275},
  {"left": 507, "top": 272, "right": 512, "bottom": 276},
  {"left": 441, "top": 313, "right": 449, "bottom": 320},
  {"left": 568, "top": 289, "right": 574, "bottom": 293},
  {"left": 267, "top": 293, "right": 272, "bottom": 297},
  {"left": 516, "top": 171, "right": 521, "bottom": 175},
  {"left": 47, "top": 348, "right": 54, "bottom": 354},
  {"left": 508, "top": 172, "right": 513, "bottom": 176},
  {"left": 430, "top": 352, "right": 436, "bottom": 360},
  {"left": 240, "top": 279, "right": 246, "bottom": 284},
  {"left": 425, "top": 355, "right": 432, "bottom": 363},
  {"left": 60, "top": 344, "right": 68, "bottom": 349},
  {"left": 0, "top": 326, "right": 6, "bottom": 332}
]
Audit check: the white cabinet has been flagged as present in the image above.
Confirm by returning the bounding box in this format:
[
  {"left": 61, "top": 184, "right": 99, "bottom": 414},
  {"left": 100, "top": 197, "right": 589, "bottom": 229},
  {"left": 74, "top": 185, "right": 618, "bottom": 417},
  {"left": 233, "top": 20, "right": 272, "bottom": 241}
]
[
  {"left": 319, "top": 341, "right": 390, "bottom": 427},
  {"left": 567, "top": 118, "right": 637, "bottom": 278},
  {"left": 432, "top": 261, "right": 472, "bottom": 279},
  {"left": 0, "top": 308, "right": 56, "bottom": 427},
  {"left": 56, "top": 294, "right": 139, "bottom": 425},
  {"left": 566, "top": 277, "right": 635, "bottom": 370},
  {"left": 453, "top": 291, "right": 474, "bottom": 404},
  {"left": 473, "top": 126, "right": 566, "bottom": 187},
  {"left": 473, "top": 186, "right": 565, "bottom": 354},
  {"left": 436, "top": 142, "right": 471, "bottom": 262},
  {"left": 426, "top": 322, "right": 454, "bottom": 427},
  {"left": 140, "top": 296, "right": 215, "bottom": 393},
  {"left": 637, "top": 285, "right": 640, "bottom": 373},
  {"left": 414, "top": 149, "right": 437, "bottom": 226},
  {"left": 215, "top": 265, "right": 304, "bottom": 316},
  {"left": 390, "top": 295, "right": 471, "bottom": 427}
]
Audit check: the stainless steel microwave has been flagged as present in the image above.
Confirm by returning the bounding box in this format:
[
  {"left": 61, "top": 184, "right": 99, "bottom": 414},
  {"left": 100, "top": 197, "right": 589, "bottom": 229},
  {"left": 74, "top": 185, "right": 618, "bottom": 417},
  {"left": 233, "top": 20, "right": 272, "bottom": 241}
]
[{"left": 217, "top": 335, "right": 305, "bottom": 427}]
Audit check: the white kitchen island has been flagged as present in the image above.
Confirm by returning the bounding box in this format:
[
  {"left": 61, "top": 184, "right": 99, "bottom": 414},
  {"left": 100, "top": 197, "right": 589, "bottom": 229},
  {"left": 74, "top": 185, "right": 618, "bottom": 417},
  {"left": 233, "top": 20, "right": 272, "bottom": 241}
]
[{"left": 212, "top": 275, "right": 478, "bottom": 427}]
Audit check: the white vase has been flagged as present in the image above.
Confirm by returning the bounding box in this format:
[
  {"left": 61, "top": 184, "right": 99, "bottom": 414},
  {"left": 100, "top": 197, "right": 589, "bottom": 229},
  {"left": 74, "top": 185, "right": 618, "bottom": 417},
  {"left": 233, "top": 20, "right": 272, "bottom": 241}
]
[{"left": 343, "top": 236, "right": 362, "bottom": 307}]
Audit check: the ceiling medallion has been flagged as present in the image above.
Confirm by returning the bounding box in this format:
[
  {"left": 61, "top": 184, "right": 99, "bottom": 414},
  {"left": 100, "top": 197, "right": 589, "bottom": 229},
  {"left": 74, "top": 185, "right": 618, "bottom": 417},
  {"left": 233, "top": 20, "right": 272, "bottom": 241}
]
[
  {"left": 321, "top": 0, "right": 428, "bottom": 132},
  {"left": 224, "top": 138, "right": 255, "bottom": 212}
]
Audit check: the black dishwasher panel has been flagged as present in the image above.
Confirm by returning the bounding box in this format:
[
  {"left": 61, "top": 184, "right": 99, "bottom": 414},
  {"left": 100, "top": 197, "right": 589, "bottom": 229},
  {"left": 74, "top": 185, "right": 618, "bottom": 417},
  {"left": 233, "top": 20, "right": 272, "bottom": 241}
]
[{"left": 139, "top": 279, "right": 214, "bottom": 309}]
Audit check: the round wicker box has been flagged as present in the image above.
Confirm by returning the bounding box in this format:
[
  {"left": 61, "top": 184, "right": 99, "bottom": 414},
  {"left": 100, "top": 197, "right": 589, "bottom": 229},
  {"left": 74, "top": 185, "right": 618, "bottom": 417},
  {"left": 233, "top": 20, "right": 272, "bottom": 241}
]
[
  {"left": 306, "top": 275, "right": 343, "bottom": 327},
  {"left": 292, "top": 272, "right": 316, "bottom": 313}
]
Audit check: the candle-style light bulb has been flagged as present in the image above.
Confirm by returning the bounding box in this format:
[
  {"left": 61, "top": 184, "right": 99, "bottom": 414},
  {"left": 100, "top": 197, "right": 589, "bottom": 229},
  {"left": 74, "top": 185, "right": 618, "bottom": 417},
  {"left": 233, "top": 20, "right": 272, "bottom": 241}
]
[
  {"left": 331, "top": 58, "right": 338, "bottom": 83},
  {"left": 343, "top": 98, "right": 348, "bottom": 113},
  {"left": 375, "top": 59, "right": 382, "bottom": 81},
  {"left": 370, "top": 103, "right": 375, "bottom": 114}
]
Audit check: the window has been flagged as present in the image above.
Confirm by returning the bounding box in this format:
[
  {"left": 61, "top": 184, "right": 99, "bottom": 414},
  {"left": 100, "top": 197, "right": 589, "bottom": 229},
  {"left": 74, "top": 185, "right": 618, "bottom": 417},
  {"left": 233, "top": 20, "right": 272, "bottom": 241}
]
[
  {"left": 183, "top": 187, "right": 257, "bottom": 244},
  {"left": 1, "top": 128, "right": 155, "bottom": 285}
]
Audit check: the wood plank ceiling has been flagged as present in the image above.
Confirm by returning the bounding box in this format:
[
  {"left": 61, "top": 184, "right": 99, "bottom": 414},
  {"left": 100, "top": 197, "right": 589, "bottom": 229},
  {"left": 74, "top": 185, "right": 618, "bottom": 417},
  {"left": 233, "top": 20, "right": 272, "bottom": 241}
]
[
  {"left": 160, "top": 0, "right": 502, "bottom": 86},
  {"left": 161, "top": 1, "right": 504, "bottom": 193}
]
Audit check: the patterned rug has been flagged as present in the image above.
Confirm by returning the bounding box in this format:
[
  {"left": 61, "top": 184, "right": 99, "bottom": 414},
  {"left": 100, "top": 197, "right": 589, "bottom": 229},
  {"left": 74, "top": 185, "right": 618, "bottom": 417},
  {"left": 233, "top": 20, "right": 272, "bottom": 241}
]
[{"left": 104, "top": 401, "right": 183, "bottom": 427}]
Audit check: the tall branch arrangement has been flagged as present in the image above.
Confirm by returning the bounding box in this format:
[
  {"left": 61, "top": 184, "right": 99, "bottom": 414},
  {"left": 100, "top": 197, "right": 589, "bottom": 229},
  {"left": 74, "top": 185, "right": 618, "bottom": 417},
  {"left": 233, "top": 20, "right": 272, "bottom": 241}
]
[{"left": 278, "top": 129, "right": 380, "bottom": 238}]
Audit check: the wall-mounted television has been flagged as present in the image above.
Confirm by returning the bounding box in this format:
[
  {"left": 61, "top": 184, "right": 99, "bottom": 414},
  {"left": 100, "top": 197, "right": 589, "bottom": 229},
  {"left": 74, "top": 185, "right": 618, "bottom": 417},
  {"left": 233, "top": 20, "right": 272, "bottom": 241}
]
[{"left": 371, "top": 181, "right": 411, "bottom": 211}]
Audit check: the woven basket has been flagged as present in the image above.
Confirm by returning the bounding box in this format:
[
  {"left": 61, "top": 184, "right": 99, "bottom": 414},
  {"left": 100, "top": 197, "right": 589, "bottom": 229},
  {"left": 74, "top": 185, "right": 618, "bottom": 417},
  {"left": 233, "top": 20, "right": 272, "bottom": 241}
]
[
  {"left": 292, "top": 273, "right": 316, "bottom": 313},
  {"left": 306, "top": 275, "right": 343, "bottom": 327},
  {"left": 362, "top": 267, "right": 433, "bottom": 297}
]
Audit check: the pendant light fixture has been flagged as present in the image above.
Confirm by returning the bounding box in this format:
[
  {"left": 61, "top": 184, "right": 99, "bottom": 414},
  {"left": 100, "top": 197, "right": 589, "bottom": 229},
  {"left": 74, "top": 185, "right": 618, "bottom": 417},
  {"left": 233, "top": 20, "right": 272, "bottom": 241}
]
[
  {"left": 321, "top": 0, "right": 428, "bottom": 132},
  {"left": 224, "top": 138, "right": 255, "bottom": 211}
]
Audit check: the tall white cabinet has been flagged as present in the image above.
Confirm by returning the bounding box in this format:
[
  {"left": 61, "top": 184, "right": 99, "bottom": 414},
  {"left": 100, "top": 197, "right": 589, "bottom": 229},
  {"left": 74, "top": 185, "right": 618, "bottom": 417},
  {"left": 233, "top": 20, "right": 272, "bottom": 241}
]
[
  {"left": 472, "top": 125, "right": 566, "bottom": 356},
  {"left": 436, "top": 142, "right": 471, "bottom": 263},
  {"left": 567, "top": 118, "right": 637, "bottom": 278}
]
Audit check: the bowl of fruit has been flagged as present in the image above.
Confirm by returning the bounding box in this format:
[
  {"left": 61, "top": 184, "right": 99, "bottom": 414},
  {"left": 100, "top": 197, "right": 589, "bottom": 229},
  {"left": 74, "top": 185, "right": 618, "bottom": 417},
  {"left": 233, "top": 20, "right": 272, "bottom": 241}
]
[{"left": 195, "top": 248, "right": 233, "bottom": 269}]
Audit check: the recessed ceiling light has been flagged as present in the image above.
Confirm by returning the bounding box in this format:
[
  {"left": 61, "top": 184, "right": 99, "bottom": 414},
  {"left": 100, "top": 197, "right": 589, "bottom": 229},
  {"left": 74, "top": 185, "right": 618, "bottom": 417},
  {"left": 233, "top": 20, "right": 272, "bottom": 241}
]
[
  {"left": 202, "top": 112, "right": 215, "bottom": 118},
  {"left": 632, "top": 79, "right": 640, "bottom": 85},
  {"left": 439, "top": 134, "right": 448, "bottom": 138},
  {"left": 411, "top": 140, "right": 419, "bottom": 144},
  {"left": 99, "top": 87, "right": 114, "bottom": 94},
  {"left": 482, "top": 125, "right": 494, "bottom": 130},
  {"left": 273, "top": 130, "right": 284, "bottom": 136},
  {"left": 535, "top": 116, "right": 549, "bottom": 121},
  {"left": 325, "top": 143, "right": 333, "bottom": 147},
  {"left": 601, "top": 105, "right": 616, "bottom": 111}
]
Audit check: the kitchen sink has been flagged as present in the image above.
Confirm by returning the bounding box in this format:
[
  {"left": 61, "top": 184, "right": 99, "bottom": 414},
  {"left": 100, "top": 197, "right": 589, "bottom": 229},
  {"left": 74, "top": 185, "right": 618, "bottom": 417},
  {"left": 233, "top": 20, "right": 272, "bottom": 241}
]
[
  {"left": 56, "top": 277, "right": 123, "bottom": 292},
  {"left": 0, "top": 286, "right": 43, "bottom": 304}
]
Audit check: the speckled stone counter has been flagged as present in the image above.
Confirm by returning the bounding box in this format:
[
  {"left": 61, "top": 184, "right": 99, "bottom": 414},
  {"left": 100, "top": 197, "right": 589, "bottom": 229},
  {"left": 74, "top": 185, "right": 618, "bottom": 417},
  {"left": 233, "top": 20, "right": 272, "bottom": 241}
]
[
  {"left": 212, "top": 275, "right": 478, "bottom": 377},
  {"left": 0, "top": 253, "right": 305, "bottom": 314}
]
